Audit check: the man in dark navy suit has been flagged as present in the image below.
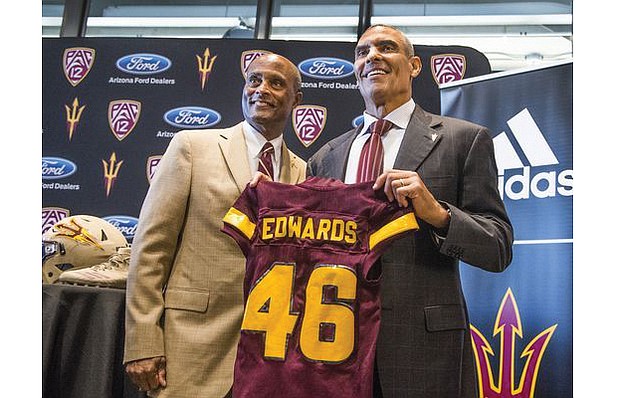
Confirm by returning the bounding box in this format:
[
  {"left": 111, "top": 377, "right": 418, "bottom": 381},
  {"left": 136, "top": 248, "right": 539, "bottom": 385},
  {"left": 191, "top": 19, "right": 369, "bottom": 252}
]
[{"left": 308, "top": 24, "right": 514, "bottom": 397}]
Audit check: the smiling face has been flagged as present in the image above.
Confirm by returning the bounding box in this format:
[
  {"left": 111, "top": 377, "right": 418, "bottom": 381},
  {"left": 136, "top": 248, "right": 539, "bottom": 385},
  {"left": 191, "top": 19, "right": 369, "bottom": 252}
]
[
  {"left": 242, "top": 54, "right": 302, "bottom": 140},
  {"left": 354, "top": 25, "right": 421, "bottom": 116}
]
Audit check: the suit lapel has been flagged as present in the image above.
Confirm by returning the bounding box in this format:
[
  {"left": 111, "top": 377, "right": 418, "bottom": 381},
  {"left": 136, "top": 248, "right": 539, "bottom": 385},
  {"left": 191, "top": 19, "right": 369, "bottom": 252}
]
[
  {"left": 218, "top": 123, "right": 251, "bottom": 193},
  {"left": 393, "top": 106, "right": 443, "bottom": 171},
  {"left": 327, "top": 126, "right": 361, "bottom": 180},
  {"left": 280, "top": 141, "right": 303, "bottom": 183}
]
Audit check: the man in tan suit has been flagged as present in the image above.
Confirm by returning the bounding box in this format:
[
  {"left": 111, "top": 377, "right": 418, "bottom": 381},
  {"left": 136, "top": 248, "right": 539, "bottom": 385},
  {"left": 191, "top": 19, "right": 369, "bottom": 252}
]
[{"left": 124, "top": 53, "right": 306, "bottom": 397}]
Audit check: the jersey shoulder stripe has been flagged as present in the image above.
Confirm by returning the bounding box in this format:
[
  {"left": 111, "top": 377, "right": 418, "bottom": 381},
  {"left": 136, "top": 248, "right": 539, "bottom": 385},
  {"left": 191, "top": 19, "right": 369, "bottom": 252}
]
[
  {"left": 369, "top": 212, "right": 418, "bottom": 250},
  {"left": 223, "top": 207, "right": 255, "bottom": 240}
]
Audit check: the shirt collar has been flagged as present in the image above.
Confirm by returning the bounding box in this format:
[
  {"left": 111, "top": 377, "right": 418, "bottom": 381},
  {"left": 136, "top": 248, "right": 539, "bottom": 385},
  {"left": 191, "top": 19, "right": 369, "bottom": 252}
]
[
  {"left": 361, "top": 98, "right": 416, "bottom": 134},
  {"left": 243, "top": 120, "right": 283, "bottom": 160}
]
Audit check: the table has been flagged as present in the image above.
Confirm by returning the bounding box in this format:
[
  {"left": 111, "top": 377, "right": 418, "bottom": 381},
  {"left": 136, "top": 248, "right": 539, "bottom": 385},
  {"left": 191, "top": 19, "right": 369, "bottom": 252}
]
[{"left": 43, "top": 284, "right": 145, "bottom": 398}]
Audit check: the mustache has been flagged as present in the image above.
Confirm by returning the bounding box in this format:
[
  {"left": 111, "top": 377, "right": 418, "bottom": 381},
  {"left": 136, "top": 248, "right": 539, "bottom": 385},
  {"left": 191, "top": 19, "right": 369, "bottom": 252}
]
[{"left": 248, "top": 92, "right": 275, "bottom": 106}]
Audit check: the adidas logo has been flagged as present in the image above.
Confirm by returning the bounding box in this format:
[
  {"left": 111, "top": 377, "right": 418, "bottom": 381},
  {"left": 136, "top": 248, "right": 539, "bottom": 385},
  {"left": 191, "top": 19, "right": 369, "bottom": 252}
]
[{"left": 493, "top": 108, "right": 573, "bottom": 201}]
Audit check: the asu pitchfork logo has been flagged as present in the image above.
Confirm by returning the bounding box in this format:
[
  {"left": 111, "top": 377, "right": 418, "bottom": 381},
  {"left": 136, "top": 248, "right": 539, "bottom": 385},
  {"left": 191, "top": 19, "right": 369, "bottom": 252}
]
[
  {"left": 197, "top": 48, "right": 217, "bottom": 91},
  {"left": 52, "top": 217, "right": 103, "bottom": 249},
  {"left": 102, "top": 152, "right": 124, "bottom": 197},
  {"left": 65, "top": 97, "right": 85, "bottom": 141},
  {"left": 470, "top": 289, "right": 557, "bottom": 398}
]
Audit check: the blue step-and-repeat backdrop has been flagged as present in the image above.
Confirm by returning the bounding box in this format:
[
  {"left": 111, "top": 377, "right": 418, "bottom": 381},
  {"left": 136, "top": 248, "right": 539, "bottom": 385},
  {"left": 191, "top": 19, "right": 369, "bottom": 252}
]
[{"left": 42, "top": 37, "right": 490, "bottom": 240}]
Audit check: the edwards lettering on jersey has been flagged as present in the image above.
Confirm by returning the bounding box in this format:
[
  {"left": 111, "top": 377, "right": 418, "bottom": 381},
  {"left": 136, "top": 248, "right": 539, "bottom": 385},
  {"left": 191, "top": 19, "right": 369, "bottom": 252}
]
[
  {"left": 262, "top": 215, "right": 358, "bottom": 245},
  {"left": 223, "top": 207, "right": 417, "bottom": 252},
  {"left": 224, "top": 208, "right": 362, "bottom": 251}
]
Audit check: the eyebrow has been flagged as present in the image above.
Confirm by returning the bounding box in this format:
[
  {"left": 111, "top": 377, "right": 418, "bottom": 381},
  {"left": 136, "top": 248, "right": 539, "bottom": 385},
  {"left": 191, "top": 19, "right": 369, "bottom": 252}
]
[
  {"left": 355, "top": 39, "right": 400, "bottom": 52},
  {"left": 376, "top": 39, "right": 400, "bottom": 48},
  {"left": 246, "top": 71, "right": 289, "bottom": 85}
]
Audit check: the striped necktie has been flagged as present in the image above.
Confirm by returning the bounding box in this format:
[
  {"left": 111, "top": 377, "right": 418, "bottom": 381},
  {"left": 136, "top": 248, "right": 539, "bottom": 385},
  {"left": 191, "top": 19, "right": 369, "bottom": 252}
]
[
  {"left": 258, "top": 142, "right": 275, "bottom": 180},
  {"left": 356, "top": 119, "right": 393, "bottom": 182}
]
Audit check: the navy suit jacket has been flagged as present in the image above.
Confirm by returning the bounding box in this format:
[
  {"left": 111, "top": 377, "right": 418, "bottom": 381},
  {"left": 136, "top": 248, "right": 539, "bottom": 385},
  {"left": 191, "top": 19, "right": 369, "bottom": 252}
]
[{"left": 307, "top": 105, "right": 514, "bottom": 398}]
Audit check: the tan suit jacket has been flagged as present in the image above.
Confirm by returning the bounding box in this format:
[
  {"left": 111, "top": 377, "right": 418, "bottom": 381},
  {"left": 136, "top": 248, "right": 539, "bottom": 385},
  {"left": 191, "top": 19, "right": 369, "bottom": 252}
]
[{"left": 124, "top": 122, "right": 306, "bottom": 397}]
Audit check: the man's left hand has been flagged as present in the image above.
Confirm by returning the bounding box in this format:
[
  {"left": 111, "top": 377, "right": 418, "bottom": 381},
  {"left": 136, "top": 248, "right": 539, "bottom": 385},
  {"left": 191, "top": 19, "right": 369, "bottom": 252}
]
[{"left": 374, "top": 169, "right": 450, "bottom": 229}]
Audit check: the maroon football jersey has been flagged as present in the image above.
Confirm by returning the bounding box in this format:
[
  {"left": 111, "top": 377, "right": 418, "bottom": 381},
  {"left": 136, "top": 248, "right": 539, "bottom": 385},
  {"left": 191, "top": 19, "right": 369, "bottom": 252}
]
[{"left": 221, "top": 177, "right": 418, "bottom": 398}]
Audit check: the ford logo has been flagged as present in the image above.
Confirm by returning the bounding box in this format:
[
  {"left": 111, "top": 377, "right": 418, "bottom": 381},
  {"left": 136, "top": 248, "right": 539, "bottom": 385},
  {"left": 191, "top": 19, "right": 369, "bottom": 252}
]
[
  {"left": 298, "top": 57, "right": 355, "bottom": 80},
  {"left": 164, "top": 106, "right": 221, "bottom": 129},
  {"left": 42, "top": 157, "right": 77, "bottom": 180},
  {"left": 116, "top": 53, "right": 172, "bottom": 75},
  {"left": 103, "top": 215, "right": 139, "bottom": 242}
]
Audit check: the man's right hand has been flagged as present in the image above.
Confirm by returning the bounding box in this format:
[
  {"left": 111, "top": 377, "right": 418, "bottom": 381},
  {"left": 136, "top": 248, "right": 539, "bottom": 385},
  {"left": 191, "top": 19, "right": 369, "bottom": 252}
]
[
  {"left": 126, "top": 356, "right": 167, "bottom": 392},
  {"left": 249, "top": 171, "right": 273, "bottom": 187}
]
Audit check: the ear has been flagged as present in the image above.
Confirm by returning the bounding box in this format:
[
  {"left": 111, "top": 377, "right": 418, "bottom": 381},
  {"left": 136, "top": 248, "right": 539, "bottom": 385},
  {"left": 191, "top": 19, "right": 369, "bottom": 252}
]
[
  {"left": 410, "top": 55, "right": 422, "bottom": 79},
  {"left": 293, "top": 91, "right": 303, "bottom": 108}
]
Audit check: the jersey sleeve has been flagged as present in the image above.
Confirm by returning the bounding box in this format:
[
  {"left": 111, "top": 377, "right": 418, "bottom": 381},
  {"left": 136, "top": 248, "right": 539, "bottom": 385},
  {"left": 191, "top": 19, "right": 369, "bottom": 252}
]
[
  {"left": 221, "top": 184, "right": 259, "bottom": 256},
  {"left": 365, "top": 197, "right": 419, "bottom": 267}
]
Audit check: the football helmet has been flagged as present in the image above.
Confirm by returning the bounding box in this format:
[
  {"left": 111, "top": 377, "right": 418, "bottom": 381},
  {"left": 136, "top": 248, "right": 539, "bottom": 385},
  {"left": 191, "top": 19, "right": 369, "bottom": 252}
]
[{"left": 42, "top": 215, "right": 128, "bottom": 284}]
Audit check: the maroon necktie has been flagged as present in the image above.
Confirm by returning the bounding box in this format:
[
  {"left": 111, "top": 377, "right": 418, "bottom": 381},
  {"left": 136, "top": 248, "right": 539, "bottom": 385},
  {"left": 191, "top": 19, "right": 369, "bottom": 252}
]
[
  {"left": 356, "top": 119, "right": 393, "bottom": 182},
  {"left": 258, "top": 142, "right": 275, "bottom": 180}
]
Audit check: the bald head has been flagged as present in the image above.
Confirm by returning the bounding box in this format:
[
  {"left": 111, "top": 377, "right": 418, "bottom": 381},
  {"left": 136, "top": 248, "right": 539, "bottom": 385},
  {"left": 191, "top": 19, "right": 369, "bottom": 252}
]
[
  {"left": 242, "top": 53, "right": 303, "bottom": 140},
  {"left": 247, "top": 53, "right": 302, "bottom": 93}
]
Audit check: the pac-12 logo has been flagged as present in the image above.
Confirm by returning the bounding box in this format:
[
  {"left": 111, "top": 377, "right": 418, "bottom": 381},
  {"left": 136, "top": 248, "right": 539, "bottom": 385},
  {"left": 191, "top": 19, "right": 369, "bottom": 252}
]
[
  {"left": 298, "top": 57, "right": 354, "bottom": 80},
  {"left": 164, "top": 106, "right": 221, "bottom": 129},
  {"left": 42, "top": 207, "right": 70, "bottom": 235},
  {"left": 63, "top": 47, "right": 95, "bottom": 87},
  {"left": 241, "top": 50, "right": 272, "bottom": 75},
  {"left": 493, "top": 108, "right": 573, "bottom": 201},
  {"left": 116, "top": 53, "right": 171, "bottom": 75},
  {"left": 431, "top": 54, "right": 466, "bottom": 85},
  {"left": 42, "top": 157, "right": 77, "bottom": 179},
  {"left": 146, "top": 155, "right": 162, "bottom": 183},
  {"left": 108, "top": 100, "right": 142, "bottom": 141},
  {"left": 103, "top": 215, "right": 138, "bottom": 242},
  {"left": 293, "top": 105, "right": 326, "bottom": 147},
  {"left": 470, "top": 288, "right": 557, "bottom": 398}
]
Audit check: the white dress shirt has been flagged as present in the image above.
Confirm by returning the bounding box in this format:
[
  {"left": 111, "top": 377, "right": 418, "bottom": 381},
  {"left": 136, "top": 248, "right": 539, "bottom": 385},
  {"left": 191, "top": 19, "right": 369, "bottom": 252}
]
[
  {"left": 243, "top": 121, "right": 283, "bottom": 182},
  {"left": 344, "top": 99, "right": 416, "bottom": 184}
]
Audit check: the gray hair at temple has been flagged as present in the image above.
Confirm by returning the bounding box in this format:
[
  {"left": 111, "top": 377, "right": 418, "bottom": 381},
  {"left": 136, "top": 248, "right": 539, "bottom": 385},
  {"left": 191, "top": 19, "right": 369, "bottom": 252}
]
[{"left": 361, "top": 24, "right": 415, "bottom": 58}]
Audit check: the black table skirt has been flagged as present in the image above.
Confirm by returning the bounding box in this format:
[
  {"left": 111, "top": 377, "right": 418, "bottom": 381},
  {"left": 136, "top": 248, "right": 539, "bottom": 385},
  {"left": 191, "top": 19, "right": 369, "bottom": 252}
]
[{"left": 43, "top": 284, "right": 145, "bottom": 398}]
